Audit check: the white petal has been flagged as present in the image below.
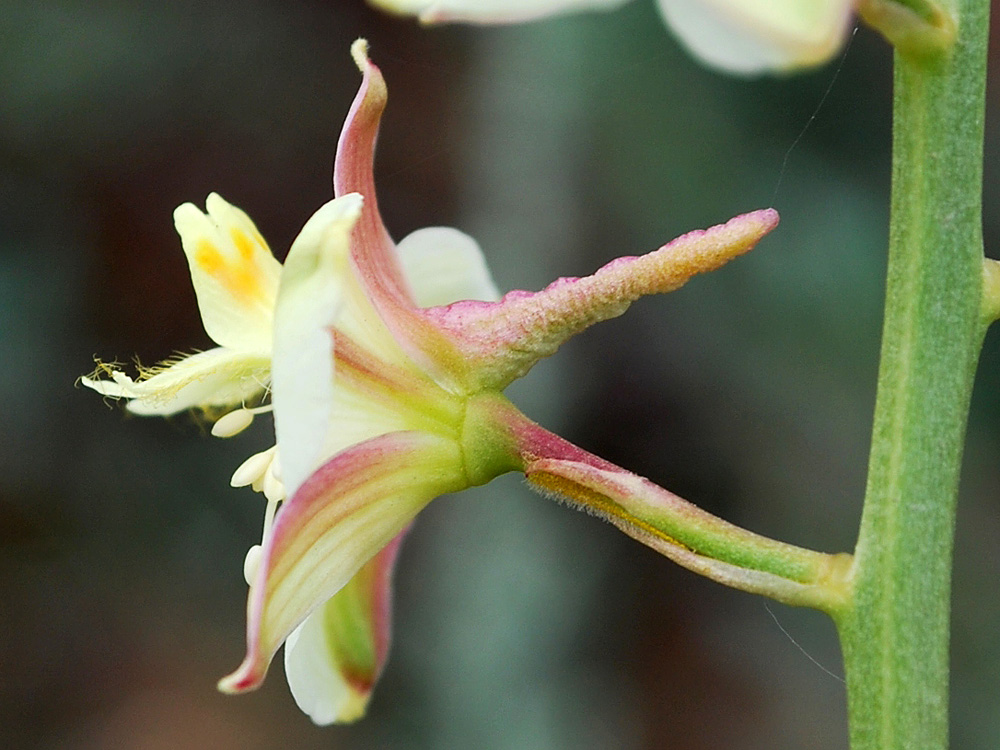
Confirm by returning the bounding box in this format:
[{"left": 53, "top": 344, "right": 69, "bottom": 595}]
[
  {"left": 370, "top": 0, "right": 630, "bottom": 23},
  {"left": 656, "top": 0, "right": 853, "bottom": 74},
  {"left": 174, "top": 194, "right": 281, "bottom": 351},
  {"left": 82, "top": 348, "right": 270, "bottom": 416},
  {"left": 284, "top": 610, "right": 366, "bottom": 725},
  {"left": 271, "top": 194, "right": 364, "bottom": 498},
  {"left": 396, "top": 227, "right": 501, "bottom": 307},
  {"left": 321, "top": 375, "right": 429, "bottom": 461},
  {"left": 326, "top": 263, "right": 413, "bottom": 371}
]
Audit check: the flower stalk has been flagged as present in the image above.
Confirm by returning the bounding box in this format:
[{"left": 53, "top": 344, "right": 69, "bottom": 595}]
[
  {"left": 473, "top": 394, "right": 854, "bottom": 613},
  {"left": 836, "top": 0, "right": 990, "bottom": 747}
]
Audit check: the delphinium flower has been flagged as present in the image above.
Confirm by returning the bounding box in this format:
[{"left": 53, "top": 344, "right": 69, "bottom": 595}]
[
  {"left": 367, "top": 0, "right": 858, "bottom": 73},
  {"left": 84, "top": 40, "right": 844, "bottom": 725}
]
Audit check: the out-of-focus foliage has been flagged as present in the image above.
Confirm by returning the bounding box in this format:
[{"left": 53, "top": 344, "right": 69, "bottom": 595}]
[{"left": 2, "top": 1, "right": 999, "bottom": 748}]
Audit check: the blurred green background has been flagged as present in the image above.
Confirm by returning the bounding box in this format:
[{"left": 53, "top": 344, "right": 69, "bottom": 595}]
[{"left": 2, "top": 1, "right": 1000, "bottom": 747}]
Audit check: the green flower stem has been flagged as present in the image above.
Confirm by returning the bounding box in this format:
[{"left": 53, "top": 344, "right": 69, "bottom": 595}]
[{"left": 838, "top": 1, "right": 989, "bottom": 747}]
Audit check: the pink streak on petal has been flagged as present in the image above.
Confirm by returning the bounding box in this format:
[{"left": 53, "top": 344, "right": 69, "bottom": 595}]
[
  {"left": 219, "top": 431, "right": 462, "bottom": 693},
  {"left": 217, "top": 655, "right": 267, "bottom": 694},
  {"left": 365, "top": 529, "right": 407, "bottom": 687},
  {"left": 334, "top": 41, "right": 468, "bottom": 386},
  {"left": 335, "top": 41, "right": 410, "bottom": 305}
]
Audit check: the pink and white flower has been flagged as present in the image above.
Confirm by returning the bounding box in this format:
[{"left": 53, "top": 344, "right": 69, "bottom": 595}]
[{"left": 83, "top": 39, "right": 780, "bottom": 724}]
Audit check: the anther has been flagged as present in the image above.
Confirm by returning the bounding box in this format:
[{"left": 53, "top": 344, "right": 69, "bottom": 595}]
[
  {"left": 212, "top": 409, "right": 255, "bottom": 438},
  {"left": 243, "top": 545, "right": 262, "bottom": 586},
  {"left": 231, "top": 447, "right": 275, "bottom": 488},
  {"left": 262, "top": 464, "right": 285, "bottom": 504}
]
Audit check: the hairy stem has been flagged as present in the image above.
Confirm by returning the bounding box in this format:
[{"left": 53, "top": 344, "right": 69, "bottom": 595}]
[{"left": 475, "top": 394, "right": 852, "bottom": 612}]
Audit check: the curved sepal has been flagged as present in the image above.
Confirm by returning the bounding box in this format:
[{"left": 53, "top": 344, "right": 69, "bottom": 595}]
[
  {"left": 218, "top": 431, "right": 464, "bottom": 694},
  {"left": 335, "top": 39, "right": 409, "bottom": 305},
  {"left": 335, "top": 40, "right": 475, "bottom": 389}
]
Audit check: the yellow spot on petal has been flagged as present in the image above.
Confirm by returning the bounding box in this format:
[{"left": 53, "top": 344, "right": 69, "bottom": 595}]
[
  {"left": 231, "top": 229, "right": 255, "bottom": 262},
  {"left": 195, "top": 240, "right": 224, "bottom": 274},
  {"left": 195, "top": 238, "right": 266, "bottom": 306}
]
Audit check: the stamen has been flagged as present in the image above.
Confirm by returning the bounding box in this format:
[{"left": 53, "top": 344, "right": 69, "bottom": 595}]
[
  {"left": 263, "top": 493, "right": 281, "bottom": 535},
  {"left": 212, "top": 409, "right": 255, "bottom": 438},
  {"left": 231, "top": 447, "right": 275, "bottom": 488},
  {"left": 262, "top": 466, "right": 285, "bottom": 504},
  {"left": 243, "top": 544, "right": 262, "bottom": 585}
]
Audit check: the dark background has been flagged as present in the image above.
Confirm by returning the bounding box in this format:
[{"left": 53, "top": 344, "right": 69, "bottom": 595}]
[{"left": 3, "top": 1, "right": 1000, "bottom": 747}]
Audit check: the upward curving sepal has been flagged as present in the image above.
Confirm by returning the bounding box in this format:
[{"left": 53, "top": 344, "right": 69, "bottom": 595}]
[
  {"left": 426, "top": 208, "right": 779, "bottom": 390},
  {"left": 334, "top": 40, "right": 469, "bottom": 388},
  {"left": 335, "top": 39, "right": 409, "bottom": 305}
]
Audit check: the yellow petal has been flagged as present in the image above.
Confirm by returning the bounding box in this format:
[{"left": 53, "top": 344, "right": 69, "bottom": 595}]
[{"left": 174, "top": 194, "right": 282, "bottom": 351}]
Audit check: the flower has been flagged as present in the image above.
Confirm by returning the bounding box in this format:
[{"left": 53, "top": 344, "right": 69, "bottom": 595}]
[
  {"left": 83, "top": 39, "right": 780, "bottom": 724},
  {"left": 368, "top": 0, "right": 857, "bottom": 74},
  {"left": 371, "top": 0, "right": 630, "bottom": 24}
]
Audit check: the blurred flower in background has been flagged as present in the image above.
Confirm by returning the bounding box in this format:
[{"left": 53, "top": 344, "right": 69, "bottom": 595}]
[
  {"left": 370, "top": 0, "right": 857, "bottom": 73},
  {"left": 3, "top": 0, "right": 1000, "bottom": 749},
  {"left": 371, "top": 0, "right": 631, "bottom": 24}
]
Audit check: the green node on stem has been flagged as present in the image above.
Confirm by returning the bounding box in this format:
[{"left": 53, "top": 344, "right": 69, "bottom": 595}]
[{"left": 858, "top": 0, "right": 956, "bottom": 58}]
